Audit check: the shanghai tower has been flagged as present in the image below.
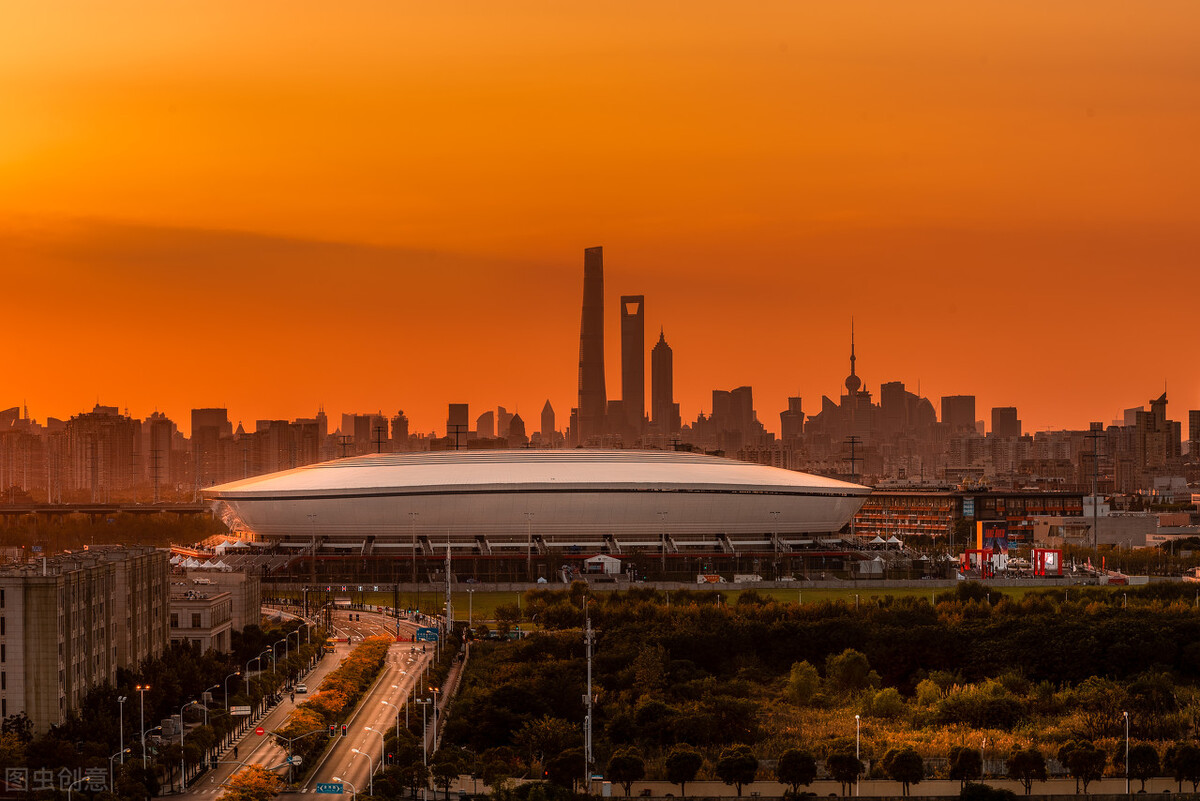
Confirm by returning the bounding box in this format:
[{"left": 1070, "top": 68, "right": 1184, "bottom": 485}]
[{"left": 577, "top": 246, "right": 607, "bottom": 442}]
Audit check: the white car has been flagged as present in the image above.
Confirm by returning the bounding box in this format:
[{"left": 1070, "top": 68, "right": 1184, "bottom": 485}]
[{"left": 295, "top": 683, "right": 307, "bottom": 694}]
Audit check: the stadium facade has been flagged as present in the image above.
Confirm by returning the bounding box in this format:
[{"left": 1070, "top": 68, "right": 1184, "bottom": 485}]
[{"left": 204, "top": 450, "right": 868, "bottom": 565}]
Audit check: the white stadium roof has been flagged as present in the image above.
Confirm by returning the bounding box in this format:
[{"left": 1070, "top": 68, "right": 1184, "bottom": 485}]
[{"left": 203, "top": 449, "right": 870, "bottom": 542}]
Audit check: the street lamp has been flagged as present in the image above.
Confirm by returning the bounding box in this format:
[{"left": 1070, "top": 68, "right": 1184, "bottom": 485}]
[
  {"left": 67, "top": 776, "right": 91, "bottom": 800},
  {"left": 109, "top": 748, "right": 130, "bottom": 791},
  {"left": 416, "top": 697, "right": 433, "bottom": 765},
  {"left": 276, "top": 637, "right": 288, "bottom": 665},
  {"left": 383, "top": 697, "right": 401, "bottom": 743},
  {"left": 136, "top": 684, "right": 151, "bottom": 769},
  {"left": 260, "top": 648, "right": 276, "bottom": 675},
  {"left": 429, "top": 686, "right": 441, "bottom": 751},
  {"left": 117, "top": 696, "right": 127, "bottom": 765},
  {"left": 224, "top": 671, "right": 241, "bottom": 708},
  {"left": 855, "top": 714, "right": 861, "bottom": 797},
  {"left": 334, "top": 775, "right": 358, "bottom": 801},
  {"left": 352, "top": 747, "right": 375, "bottom": 796},
  {"left": 181, "top": 700, "right": 197, "bottom": 791},
  {"left": 365, "top": 726, "right": 386, "bottom": 777},
  {"left": 1124, "top": 711, "right": 1130, "bottom": 794}
]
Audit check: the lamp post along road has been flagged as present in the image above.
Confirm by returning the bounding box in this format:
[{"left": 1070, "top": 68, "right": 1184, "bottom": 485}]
[
  {"left": 334, "top": 776, "right": 358, "bottom": 801},
  {"left": 1124, "top": 711, "right": 1130, "bottom": 794},
  {"left": 136, "top": 684, "right": 151, "bottom": 770},
  {"left": 117, "top": 696, "right": 126, "bottom": 765},
  {"left": 352, "top": 748, "right": 375, "bottom": 797},
  {"left": 855, "top": 714, "right": 861, "bottom": 797}
]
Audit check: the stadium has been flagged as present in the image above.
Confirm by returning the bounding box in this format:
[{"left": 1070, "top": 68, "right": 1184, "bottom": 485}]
[{"left": 202, "top": 450, "right": 871, "bottom": 582}]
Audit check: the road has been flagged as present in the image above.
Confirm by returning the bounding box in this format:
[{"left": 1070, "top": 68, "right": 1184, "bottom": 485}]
[{"left": 186, "top": 609, "right": 432, "bottom": 798}]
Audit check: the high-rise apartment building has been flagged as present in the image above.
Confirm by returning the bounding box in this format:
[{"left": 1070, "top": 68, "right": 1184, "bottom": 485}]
[
  {"left": 620, "top": 295, "right": 645, "bottom": 439},
  {"left": 447, "top": 404, "right": 470, "bottom": 447},
  {"left": 780, "top": 397, "right": 805, "bottom": 443},
  {"left": 66, "top": 405, "right": 140, "bottom": 501},
  {"left": 991, "top": 407, "right": 1022, "bottom": 438},
  {"left": 651, "top": 330, "right": 679, "bottom": 435},
  {"left": 576, "top": 246, "right": 607, "bottom": 443},
  {"left": 0, "top": 546, "right": 168, "bottom": 733}
]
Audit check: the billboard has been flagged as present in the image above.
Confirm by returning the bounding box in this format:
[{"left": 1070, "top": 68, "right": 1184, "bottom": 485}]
[{"left": 977, "top": 520, "right": 1008, "bottom": 554}]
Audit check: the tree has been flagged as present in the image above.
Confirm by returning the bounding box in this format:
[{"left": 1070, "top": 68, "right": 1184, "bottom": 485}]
[
  {"left": 1057, "top": 740, "right": 1106, "bottom": 794},
  {"left": 825, "top": 649, "right": 878, "bottom": 693},
  {"left": 1128, "top": 743, "right": 1160, "bottom": 792},
  {"left": 224, "top": 765, "right": 283, "bottom": 801},
  {"left": 495, "top": 603, "right": 522, "bottom": 635},
  {"left": 432, "top": 755, "right": 463, "bottom": 800},
  {"left": 715, "top": 745, "right": 758, "bottom": 797},
  {"left": 401, "top": 762, "right": 431, "bottom": 799},
  {"left": 949, "top": 747, "right": 983, "bottom": 789},
  {"left": 883, "top": 747, "right": 924, "bottom": 797},
  {"left": 514, "top": 716, "right": 578, "bottom": 765},
  {"left": 776, "top": 749, "right": 817, "bottom": 794},
  {"left": 545, "top": 747, "right": 586, "bottom": 791},
  {"left": 1167, "top": 743, "right": 1200, "bottom": 792},
  {"left": 786, "top": 661, "right": 820, "bottom": 704},
  {"left": 607, "top": 747, "right": 646, "bottom": 797},
  {"left": 1005, "top": 749, "right": 1046, "bottom": 796},
  {"left": 665, "top": 745, "right": 704, "bottom": 798},
  {"left": 826, "top": 752, "right": 863, "bottom": 797}
]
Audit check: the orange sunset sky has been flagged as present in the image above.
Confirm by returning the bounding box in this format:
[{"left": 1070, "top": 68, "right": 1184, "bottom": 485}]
[{"left": 2, "top": 2, "right": 1198, "bottom": 437}]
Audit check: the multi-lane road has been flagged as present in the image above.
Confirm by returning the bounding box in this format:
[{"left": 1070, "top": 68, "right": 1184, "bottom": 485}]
[{"left": 186, "top": 609, "right": 435, "bottom": 799}]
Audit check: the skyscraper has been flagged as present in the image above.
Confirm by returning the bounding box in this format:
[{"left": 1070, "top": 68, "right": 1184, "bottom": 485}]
[
  {"left": 941, "top": 395, "right": 976, "bottom": 432},
  {"left": 651, "top": 329, "right": 678, "bottom": 435},
  {"left": 991, "top": 407, "right": 1022, "bottom": 438},
  {"left": 576, "top": 246, "right": 607, "bottom": 442},
  {"left": 620, "top": 294, "right": 645, "bottom": 438},
  {"left": 541, "top": 401, "right": 555, "bottom": 439}
]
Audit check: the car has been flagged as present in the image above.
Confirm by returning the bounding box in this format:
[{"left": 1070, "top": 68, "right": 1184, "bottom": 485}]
[{"left": 295, "top": 683, "right": 308, "bottom": 694}]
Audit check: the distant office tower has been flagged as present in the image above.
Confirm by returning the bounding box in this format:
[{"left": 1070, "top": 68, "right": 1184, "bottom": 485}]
[
  {"left": 780, "top": 397, "right": 804, "bottom": 442},
  {"left": 1188, "top": 410, "right": 1200, "bottom": 456},
  {"left": 541, "top": 401, "right": 555, "bottom": 439},
  {"left": 446, "top": 404, "right": 470, "bottom": 447},
  {"left": 991, "top": 407, "right": 1022, "bottom": 438},
  {"left": 941, "top": 395, "right": 976, "bottom": 432},
  {"left": 508, "top": 414, "right": 528, "bottom": 447},
  {"left": 651, "top": 329, "right": 679, "bottom": 434},
  {"left": 576, "top": 246, "right": 607, "bottom": 442},
  {"left": 476, "top": 411, "right": 495, "bottom": 439},
  {"left": 192, "top": 408, "right": 232, "bottom": 488},
  {"left": 620, "top": 295, "right": 645, "bottom": 438},
  {"left": 497, "top": 406, "right": 514, "bottom": 439}
]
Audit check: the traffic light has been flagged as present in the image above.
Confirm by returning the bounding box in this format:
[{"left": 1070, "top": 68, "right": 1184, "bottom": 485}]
[
  {"left": 328, "top": 725, "right": 335, "bottom": 738},
  {"left": 341, "top": 725, "right": 347, "bottom": 737},
  {"left": 387, "top": 753, "right": 394, "bottom": 765}
]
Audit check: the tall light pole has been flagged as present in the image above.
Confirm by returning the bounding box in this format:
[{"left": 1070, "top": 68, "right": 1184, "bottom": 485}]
[
  {"left": 109, "top": 749, "right": 130, "bottom": 791},
  {"left": 225, "top": 671, "right": 241, "bottom": 709},
  {"left": 1124, "top": 711, "right": 1130, "bottom": 794},
  {"left": 117, "top": 696, "right": 127, "bottom": 765},
  {"left": 352, "top": 747, "right": 375, "bottom": 797},
  {"left": 365, "top": 727, "right": 386, "bottom": 776},
  {"left": 468, "top": 589, "right": 474, "bottom": 628},
  {"left": 525, "top": 512, "right": 535, "bottom": 577},
  {"left": 136, "top": 684, "right": 151, "bottom": 769},
  {"left": 410, "top": 511, "right": 420, "bottom": 597},
  {"left": 658, "top": 511, "right": 668, "bottom": 573},
  {"left": 334, "top": 775, "right": 358, "bottom": 801},
  {"left": 417, "top": 697, "right": 433, "bottom": 765},
  {"left": 430, "top": 686, "right": 441, "bottom": 751},
  {"left": 855, "top": 714, "right": 861, "bottom": 797},
  {"left": 180, "top": 700, "right": 196, "bottom": 792},
  {"left": 67, "top": 776, "right": 91, "bottom": 800}
]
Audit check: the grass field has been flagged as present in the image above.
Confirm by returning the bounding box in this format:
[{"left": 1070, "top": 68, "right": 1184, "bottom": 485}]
[{"left": 274, "top": 582, "right": 1108, "bottom": 623}]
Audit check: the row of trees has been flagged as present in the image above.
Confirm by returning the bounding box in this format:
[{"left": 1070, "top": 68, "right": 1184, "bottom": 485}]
[
  {"left": 0, "top": 618, "right": 324, "bottom": 800},
  {"left": 274, "top": 635, "right": 393, "bottom": 781}
]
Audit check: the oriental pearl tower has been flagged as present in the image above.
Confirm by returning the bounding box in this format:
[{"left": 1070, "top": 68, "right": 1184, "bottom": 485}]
[{"left": 845, "top": 319, "right": 861, "bottom": 396}]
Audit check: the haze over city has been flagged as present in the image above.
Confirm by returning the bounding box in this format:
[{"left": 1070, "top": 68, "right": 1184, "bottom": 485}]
[{"left": 3, "top": 1, "right": 1199, "bottom": 434}]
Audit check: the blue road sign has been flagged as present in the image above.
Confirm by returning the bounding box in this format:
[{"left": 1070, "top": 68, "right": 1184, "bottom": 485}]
[
  {"left": 415, "top": 626, "right": 440, "bottom": 642},
  {"left": 316, "top": 782, "right": 344, "bottom": 794}
]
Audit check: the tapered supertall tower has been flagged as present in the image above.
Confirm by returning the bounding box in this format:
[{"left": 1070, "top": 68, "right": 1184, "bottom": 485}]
[
  {"left": 620, "top": 295, "right": 645, "bottom": 439},
  {"left": 577, "top": 246, "right": 607, "bottom": 442}
]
